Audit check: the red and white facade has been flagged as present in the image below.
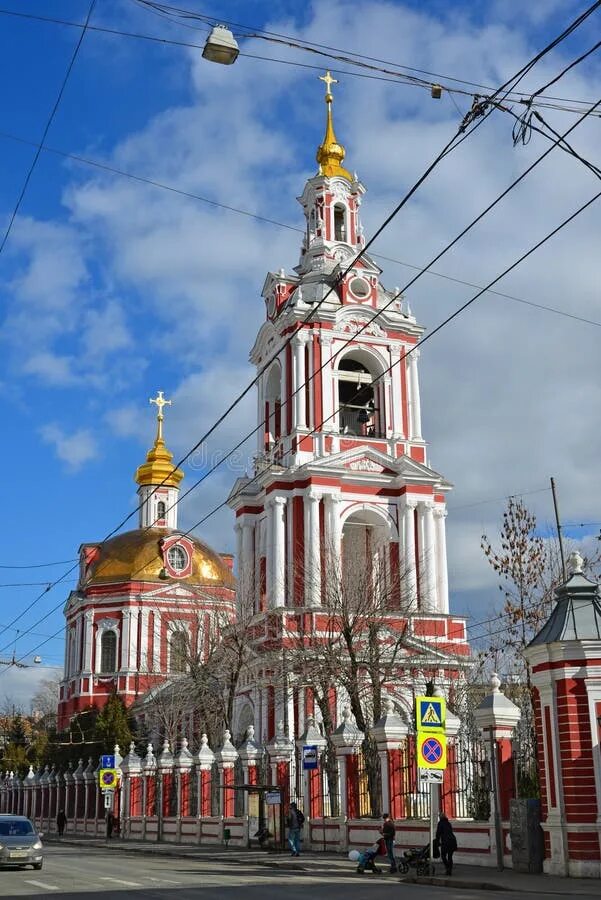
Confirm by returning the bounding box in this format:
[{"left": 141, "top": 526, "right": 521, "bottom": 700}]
[
  {"left": 228, "top": 93, "right": 471, "bottom": 742},
  {"left": 57, "top": 419, "right": 236, "bottom": 730}
]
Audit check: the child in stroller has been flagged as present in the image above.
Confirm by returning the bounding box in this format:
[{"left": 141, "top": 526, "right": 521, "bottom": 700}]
[
  {"left": 353, "top": 837, "right": 386, "bottom": 874},
  {"left": 397, "top": 842, "right": 435, "bottom": 876}
]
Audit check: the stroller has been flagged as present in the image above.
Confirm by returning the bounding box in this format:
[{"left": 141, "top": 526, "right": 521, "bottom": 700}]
[
  {"left": 355, "top": 837, "right": 386, "bottom": 874},
  {"left": 397, "top": 843, "right": 435, "bottom": 876}
]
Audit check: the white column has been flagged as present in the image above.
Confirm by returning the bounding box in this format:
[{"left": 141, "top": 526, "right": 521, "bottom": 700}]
[
  {"left": 63, "top": 626, "right": 70, "bottom": 678},
  {"left": 389, "top": 346, "right": 403, "bottom": 437},
  {"left": 293, "top": 335, "right": 307, "bottom": 430},
  {"left": 324, "top": 492, "right": 342, "bottom": 581},
  {"left": 264, "top": 504, "right": 274, "bottom": 603},
  {"left": 257, "top": 373, "right": 265, "bottom": 453},
  {"left": 139, "top": 608, "right": 150, "bottom": 672},
  {"left": 128, "top": 608, "right": 140, "bottom": 670},
  {"left": 304, "top": 490, "right": 321, "bottom": 607},
  {"left": 407, "top": 349, "right": 423, "bottom": 441},
  {"left": 83, "top": 611, "right": 94, "bottom": 672},
  {"left": 381, "top": 376, "right": 392, "bottom": 437},
  {"left": 402, "top": 498, "right": 418, "bottom": 610},
  {"left": 419, "top": 501, "right": 437, "bottom": 612},
  {"left": 434, "top": 508, "right": 449, "bottom": 614},
  {"left": 121, "top": 609, "right": 131, "bottom": 671},
  {"left": 241, "top": 519, "right": 255, "bottom": 610},
  {"left": 271, "top": 497, "right": 286, "bottom": 608},
  {"left": 235, "top": 521, "right": 243, "bottom": 590},
  {"left": 320, "top": 334, "right": 334, "bottom": 432},
  {"left": 75, "top": 614, "right": 83, "bottom": 673},
  {"left": 152, "top": 612, "right": 162, "bottom": 672}
]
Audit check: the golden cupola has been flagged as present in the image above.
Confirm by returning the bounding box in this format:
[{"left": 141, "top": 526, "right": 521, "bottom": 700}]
[
  {"left": 316, "top": 70, "right": 352, "bottom": 182},
  {"left": 135, "top": 391, "right": 184, "bottom": 489}
]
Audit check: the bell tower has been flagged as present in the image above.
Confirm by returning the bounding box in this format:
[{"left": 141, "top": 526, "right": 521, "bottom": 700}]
[{"left": 229, "top": 73, "right": 469, "bottom": 742}]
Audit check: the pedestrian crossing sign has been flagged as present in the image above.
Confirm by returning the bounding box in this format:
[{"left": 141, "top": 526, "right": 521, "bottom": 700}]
[{"left": 415, "top": 696, "right": 446, "bottom": 731}]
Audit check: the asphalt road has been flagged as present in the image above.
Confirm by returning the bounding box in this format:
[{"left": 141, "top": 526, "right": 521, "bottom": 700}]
[{"left": 0, "top": 844, "right": 598, "bottom": 899}]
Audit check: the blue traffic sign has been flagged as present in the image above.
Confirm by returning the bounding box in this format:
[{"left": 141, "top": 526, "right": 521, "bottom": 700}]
[
  {"left": 302, "top": 745, "right": 319, "bottom": 770},
  {"left": 101, "top": 754, "right": 115, "bottom": 769}
]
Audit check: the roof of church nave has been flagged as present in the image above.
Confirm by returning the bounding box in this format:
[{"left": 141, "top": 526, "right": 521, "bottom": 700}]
[{"left": 82, "top": 527, "right": 235, "bottom": 589}]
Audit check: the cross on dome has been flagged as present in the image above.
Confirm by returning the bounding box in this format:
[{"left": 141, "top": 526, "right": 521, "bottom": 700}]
[
  {"left": 316, "top": 70, "right": 352, "bottom": 181},
  {"left": 150, "top": 390, "right": 172, "bottom": 441}
]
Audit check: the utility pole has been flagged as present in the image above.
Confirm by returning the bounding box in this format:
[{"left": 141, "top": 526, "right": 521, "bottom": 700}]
[{"left": 550, "top": 477, "right": 567, "bottom": 582}]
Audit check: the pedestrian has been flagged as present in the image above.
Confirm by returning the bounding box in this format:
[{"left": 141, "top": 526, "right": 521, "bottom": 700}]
[
  {"left": 435, "top": 813, "right": 457, "bottom": 875},
  {"left": 286, "top": 802, "right": 304, "bottom": 857},
  {"left": 106, "top": 810, "right": 115, "bottom": 840},
  {"left": 380, "top": 813, "right": 397, "bottom": 872},
  {"left": 56, "top": 809, "right": 67, "bottom": 838}
]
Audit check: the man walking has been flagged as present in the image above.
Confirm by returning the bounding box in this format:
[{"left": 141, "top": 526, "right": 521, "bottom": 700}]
[
  {"left": 380, "top": 813, "right": 397, "bottom": 873},
  {"left": 56, "top": 809, "right": 67, "bottom": 838},
  {"left": 286, "top": 802, "right": 304, "bottom": 857},
  {"left": 435, "top": 813, "right": 457, "bottom": 875}
]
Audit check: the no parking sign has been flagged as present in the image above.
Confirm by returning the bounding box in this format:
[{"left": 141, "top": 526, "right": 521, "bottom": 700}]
[{"left": 416, "top": 731, "right": 447, "bottom": 770}]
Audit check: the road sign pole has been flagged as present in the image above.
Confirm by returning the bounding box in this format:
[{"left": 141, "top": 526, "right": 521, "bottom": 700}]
[{"left": 430, "top": 782, "right": 435, "bottom": 867}]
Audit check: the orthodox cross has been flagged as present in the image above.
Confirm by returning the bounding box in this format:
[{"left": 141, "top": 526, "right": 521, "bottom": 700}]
[
  {"left": 319, "top": 70, "right": 338, "bottom": 98},
  {"left": 150, "top": 390, "right": 172, "bottom": 441}
]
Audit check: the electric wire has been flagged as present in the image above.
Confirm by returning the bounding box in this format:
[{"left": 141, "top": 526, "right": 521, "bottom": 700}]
[
  {"left": 0, "top": 0, "right": 96, "bottom": 258},
  {"left": 134, "top": 0, "right": 601, "bottom": 108},
  {"left": 1, "top": 15, "right": 597, "bottom": 657},
  {"left": 0, "top": 559, "right": 78, "bottom": 569},
  {"left": 1, "top": 5, "right": 599, "bottom": 114},
  {"left": 0, "top": 128, "right": 598, "bottom": 329}
]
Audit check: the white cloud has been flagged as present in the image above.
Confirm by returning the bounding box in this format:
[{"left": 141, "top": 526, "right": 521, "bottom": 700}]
[
  {"left": 0, "top": 666, "right": 62, "bottom": 714},
  {"left": 40, "top": 424, "right": 99, "bottom": 471},
  {"left": 22, "top": 352, "right": 76, "bottom": 386},
  {"left": 5, "top": 1, "right": 601, "bottom": 606}
]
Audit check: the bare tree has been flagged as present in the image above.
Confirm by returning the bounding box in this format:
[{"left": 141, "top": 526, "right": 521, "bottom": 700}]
[{"left": 284, "top": 533, "right": 424, "bottom": 814}]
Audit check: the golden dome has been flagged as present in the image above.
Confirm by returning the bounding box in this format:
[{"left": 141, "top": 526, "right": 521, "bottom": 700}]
[
  {"left": 316, "top": 70, "right": 352, "bottom": 182},
  {"left": 83, "top": 528, "right": 235, "bottom": 588},
  {"left": 135, "top": 436, "right": 184, "bottom": 489}
]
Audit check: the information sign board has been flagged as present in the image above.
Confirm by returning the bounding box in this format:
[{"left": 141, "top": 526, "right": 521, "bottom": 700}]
[
  {"left": 98, "top": 768, "right": 119, "bottom": 790},
  {"left": 101, "top": 754, "right": 116, "bottom": 769},
  {"left": 302, "top": 745, "right": 319, "bottom": 770},
  {"left": 265, "top": 790, "right": 282, "bottom": 806},
  {"left": 416, "top": 731, "right": 447, "bottom": 770},
  {"left": 415, "top": 696, "right": 446, "bottom": 731}
]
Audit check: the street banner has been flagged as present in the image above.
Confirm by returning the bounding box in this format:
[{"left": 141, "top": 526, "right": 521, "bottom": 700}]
[
  {"left": 415, "top": 696, "right": 446, "bottom": 731},
  {"left": 416, "top": 730, "right": 447, "bottom": 770}
]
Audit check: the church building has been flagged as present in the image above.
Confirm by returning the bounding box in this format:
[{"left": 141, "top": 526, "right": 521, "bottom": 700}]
[
  {"left": 57, "top": 395, "right": 236, "bottom": 729},
  {"left": 228, "top": 73, "right": 471, "bottom": 742}
]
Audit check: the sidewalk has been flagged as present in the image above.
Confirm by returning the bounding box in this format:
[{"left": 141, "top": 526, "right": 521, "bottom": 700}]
[{"left": 45, "top": 835, "right": 600, "bottom": 892}]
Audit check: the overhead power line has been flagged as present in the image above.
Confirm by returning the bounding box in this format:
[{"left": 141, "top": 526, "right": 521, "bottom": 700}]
[
  {"left": 0, "top": 130, "right": 597, "bottom": 331},
  {"left": 0, "top": 0, "right": 96, "bottom": 259},
  {"left": 2, "top": 10, "right": 597, "bottom": 657},
  {"left": 0, "top": 558, "right": 78, "bottom": 569},
  {"left": 1, "top": 4, "right": 598, "bottom": 114}
]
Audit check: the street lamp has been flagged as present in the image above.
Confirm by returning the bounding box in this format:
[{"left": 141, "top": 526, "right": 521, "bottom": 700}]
[
  {"left": 202, "top": 25, "right": 239, "bottom": 65},
  {"left": 0, "top": 652, "right": 42, "bottom": 669}
]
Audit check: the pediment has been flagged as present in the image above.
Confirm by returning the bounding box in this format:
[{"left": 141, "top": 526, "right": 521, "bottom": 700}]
[
  {"left": 142, "top": 584, "right": 200, "bottom": 601},
  {"left": 308, "top": 446, "right": 449, "bottom": 488}
]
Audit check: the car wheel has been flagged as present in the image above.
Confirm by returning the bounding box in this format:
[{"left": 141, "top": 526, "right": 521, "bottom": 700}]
[{"left": 33, "top": 863, "right": 43, "bottom": 870}]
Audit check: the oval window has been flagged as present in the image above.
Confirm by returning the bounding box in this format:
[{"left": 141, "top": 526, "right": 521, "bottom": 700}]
[
  {"left": 349, "top": 277, "right": 370, "bottom": 299},
  {"left": 167, "top": 544, "right": 188, "bottom": 572}
]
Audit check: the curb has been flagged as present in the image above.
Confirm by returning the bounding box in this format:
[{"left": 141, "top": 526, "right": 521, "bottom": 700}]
[{"left": 401, "top": 875, "right": 511, "bottom": 891}]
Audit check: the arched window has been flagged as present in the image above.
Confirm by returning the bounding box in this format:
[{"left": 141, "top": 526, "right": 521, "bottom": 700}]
[
  {"left": 169, "top": 630, "right": 187, "bottom": 673},
  {"left": 100, "top": 631, "right": 117, "bottom": 674},
  {"left": 336, "top": 356, "right": 382, "bottom": 436},
  {"left": 264, "top": 362, "right": 282, "bottom": 449},
  {"left": 167, "top": 544, "right": 188, "bottom": 572},
  {"left": 157, "top": 500, "right": 166, "bottom": 521},
  {"left": 334, "top": 204, "right": 346, "bottom": 241}
]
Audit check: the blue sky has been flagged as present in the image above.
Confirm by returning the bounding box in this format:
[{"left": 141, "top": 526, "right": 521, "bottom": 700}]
[{"left": 1, "top": 0, "right": 600, "bottom": 704}]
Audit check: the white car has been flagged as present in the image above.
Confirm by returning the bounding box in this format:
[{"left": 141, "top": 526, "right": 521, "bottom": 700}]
[{"left": 0, "top": 815, "right": 44, "bottom": 870}]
